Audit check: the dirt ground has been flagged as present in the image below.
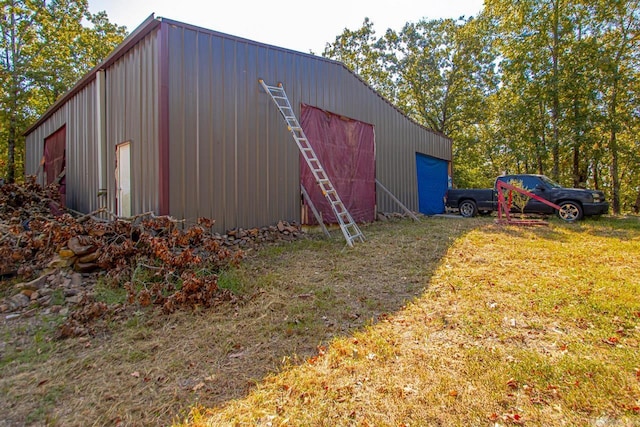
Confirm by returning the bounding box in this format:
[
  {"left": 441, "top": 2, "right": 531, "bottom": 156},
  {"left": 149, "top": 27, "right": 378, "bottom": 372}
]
[{"left": 0, "top": 216, "right": 480, "bottom": 426}]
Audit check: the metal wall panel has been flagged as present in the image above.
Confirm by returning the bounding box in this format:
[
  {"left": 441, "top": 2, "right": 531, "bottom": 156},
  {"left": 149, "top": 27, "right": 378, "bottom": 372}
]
[
  {"left": 25, "top": 28, "right": 160, "bottom": 218},
  {"left": 165, "top": 20, "right": 451, "bottom": 230},
  {"left": 106, "top": 30, "right": 160, "bottom": 217},
  {"left": 26, "top": 17, "right": 451, "bottom": 232},
  {"left": 167, "top": 24, "right": 304, "bottom": 231},
  {"left": 24, "top": 82, "right": 101, "bottom": 213}
]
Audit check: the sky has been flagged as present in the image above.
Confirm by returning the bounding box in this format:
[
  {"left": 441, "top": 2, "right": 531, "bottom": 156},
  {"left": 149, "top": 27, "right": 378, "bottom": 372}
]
[{"left": 88, "top": 0, "right": 485, "bottom": 54}]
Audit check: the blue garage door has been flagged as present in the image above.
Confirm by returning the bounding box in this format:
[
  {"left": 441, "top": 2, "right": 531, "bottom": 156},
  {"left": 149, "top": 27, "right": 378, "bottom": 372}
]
[{"left": 415, "top": 153, "right": 448, "bottom": 215}]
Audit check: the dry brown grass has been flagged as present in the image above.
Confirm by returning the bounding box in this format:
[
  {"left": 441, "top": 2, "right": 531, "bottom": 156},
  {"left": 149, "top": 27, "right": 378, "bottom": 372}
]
[
  {"left": 1, "top": 216, "right": 478, "bottom": 426},
  {"left": 181, "top": 217, "right": 640, "bottom": 426}
]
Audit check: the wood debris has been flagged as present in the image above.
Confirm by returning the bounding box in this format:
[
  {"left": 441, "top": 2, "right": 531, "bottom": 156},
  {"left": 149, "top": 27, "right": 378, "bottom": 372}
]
[{"left": 1, "top": 178, "right": 305, "bottom": 335}]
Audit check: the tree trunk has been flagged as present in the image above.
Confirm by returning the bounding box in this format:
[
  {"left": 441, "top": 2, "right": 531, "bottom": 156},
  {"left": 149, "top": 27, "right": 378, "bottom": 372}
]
[
  {"left": 7, "top": 74, "right": 19, "bottom": 184},
  {"left": 572, "top": 146, "right": 580, "bottom": 187},
  {"left": 572, "top": 98, "right": 584, "bottom": 188},
  {"left": 7, "top": 113, "right": 16, "bottom": 184},
  {"left": 609, "top": 129, "right": 620, "bottom": 214},
  {"left": 6, "top": 8, "right": 18, "bottom": 184},
  {"left": 609, "top": 70, "right": 621, "bottom": 214},
  {"left": 536, "top": 100, "right": 546, "bottom": 175},
  {"left": 551, "top": 0, "right": 561, "bottom": 182},
  {"left": 634, "top": 187, "right": 640, "bottom": 214}
]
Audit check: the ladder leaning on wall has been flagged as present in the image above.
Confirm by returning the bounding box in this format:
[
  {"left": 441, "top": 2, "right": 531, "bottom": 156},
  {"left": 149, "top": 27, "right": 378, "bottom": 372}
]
[{"left": 258, "top": 79, "right": 365, "bottom": 247}]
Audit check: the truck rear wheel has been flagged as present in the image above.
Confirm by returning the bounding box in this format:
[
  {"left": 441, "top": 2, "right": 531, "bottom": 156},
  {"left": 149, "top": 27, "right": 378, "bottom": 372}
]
[
  {"left": 459, "top": 200, "right": 477, "bottom": 218},
  {"left": 557, "top": 201, "right": 583, "bottom": 221}
]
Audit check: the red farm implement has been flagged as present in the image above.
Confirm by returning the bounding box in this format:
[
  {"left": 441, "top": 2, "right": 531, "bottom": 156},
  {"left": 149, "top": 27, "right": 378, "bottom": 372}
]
[{"left": 495, "top": 180, "right": 562, "bottom": 226}]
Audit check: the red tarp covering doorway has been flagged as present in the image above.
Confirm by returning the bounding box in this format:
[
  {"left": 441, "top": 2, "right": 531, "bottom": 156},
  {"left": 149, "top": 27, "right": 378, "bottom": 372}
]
[
  {"left": 43, "top": 126, "right": 66, "bottom": 206},
  {"left": 300, "top": 104, "right": 375, "bottom": 224}
]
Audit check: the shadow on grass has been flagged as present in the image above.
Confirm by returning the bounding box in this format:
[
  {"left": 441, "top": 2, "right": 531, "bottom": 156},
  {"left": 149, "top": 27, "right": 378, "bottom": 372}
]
[
  {"left": 0, "top": 217, "right": 488, "bottom": 426},
  {"left": 171, "top": 217, "right": 487, "bottom": 411}
]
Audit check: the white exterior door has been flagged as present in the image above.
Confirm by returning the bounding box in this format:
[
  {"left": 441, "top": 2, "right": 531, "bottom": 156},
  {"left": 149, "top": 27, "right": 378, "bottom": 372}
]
[{"left": 116, "top": 142, "right": 131, "bottom": 217}]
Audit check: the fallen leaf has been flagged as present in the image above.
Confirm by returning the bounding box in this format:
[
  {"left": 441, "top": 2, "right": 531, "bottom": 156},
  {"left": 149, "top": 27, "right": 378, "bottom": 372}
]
[
  {"left": 448, "top": 390, "right": 458, "bottom": 397},
  {"left": 603, "top": 336, "right": 620, "bottom": 346}
]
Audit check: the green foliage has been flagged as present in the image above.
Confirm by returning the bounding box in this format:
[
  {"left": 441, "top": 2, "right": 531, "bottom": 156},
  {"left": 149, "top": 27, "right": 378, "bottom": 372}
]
[
  {"left": 323, "top": 17, "right": 394, "bottom": 100},
  {"left": 506, "top": 179, "right": 530, "bottom": 216},
  {"left": 324, "top": 2, "right": 640, "bottom": 212},
  {"left": 484, "top": 0, "right": 640, "bottom": 211},
  {"left": 94, "top": 279, "right": 128, "bottom": 305},
  {"left": 0, "top": 0, "right": 126, "bottom": 183},
  {"left": 217, "top": 268, "right": 244, "bottom": 294}
]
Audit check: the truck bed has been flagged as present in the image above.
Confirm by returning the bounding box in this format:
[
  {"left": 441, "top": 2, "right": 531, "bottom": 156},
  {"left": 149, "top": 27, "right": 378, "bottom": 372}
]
[{"left": 445, "top": 188, "right": 495, "bottom": 212}]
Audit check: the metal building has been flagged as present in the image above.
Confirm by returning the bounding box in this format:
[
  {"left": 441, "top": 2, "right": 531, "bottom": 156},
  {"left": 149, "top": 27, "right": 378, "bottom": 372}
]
[{"left": 24, "top": 14, "right": 452, "bottom": 232}]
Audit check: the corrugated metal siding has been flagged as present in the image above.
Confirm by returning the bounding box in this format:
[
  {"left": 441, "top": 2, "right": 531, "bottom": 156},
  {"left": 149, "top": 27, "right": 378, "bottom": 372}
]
[
  {"left": 167, "top": 24, "right": 301, "bottom": 231},
  {"left": 24, "top": 82, "right": 101, "bottom": 213},
  {"left": 165, "top": 20, "right": 451, "bottom": 230},
  {"left": 106, "top": 30, "right": 160, "bottom": 216},
  {"left": 26, "top": 29, "right": 160, "bottom": 217},
  {"left": 25, "top": 109, "right": 64, "bottom": 181},
  {"left": 26, "top": 17, "right": 450, "bottom": 231}
]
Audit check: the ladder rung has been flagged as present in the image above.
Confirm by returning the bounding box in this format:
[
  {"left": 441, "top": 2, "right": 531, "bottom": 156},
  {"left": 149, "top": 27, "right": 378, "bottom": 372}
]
[{"left": 260, "top": 79, "right": 364, "bottom": 246}]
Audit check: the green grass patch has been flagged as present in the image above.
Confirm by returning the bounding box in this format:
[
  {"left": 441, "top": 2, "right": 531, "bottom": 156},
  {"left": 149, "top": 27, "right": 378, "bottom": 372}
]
[
  {"left": 94, "top": 279, "right": 128, "bottom": 305},
  {"left": 182, "top": 217, "right": 640, "bottom": 426},
  {"left": 0, "top": 322, "right": 60, "bottom": 369},
  {"left": 49, "top": 289, "right": 65, "bottom": 306},
  {"left": 217, "top": 268, "right": 244, "bottom": 294}
]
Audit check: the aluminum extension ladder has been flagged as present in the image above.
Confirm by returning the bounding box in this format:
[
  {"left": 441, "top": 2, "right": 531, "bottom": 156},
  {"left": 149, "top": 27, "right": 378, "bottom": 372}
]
[{"left": 258, "top": 80, "right": 365, "bottom": 247}]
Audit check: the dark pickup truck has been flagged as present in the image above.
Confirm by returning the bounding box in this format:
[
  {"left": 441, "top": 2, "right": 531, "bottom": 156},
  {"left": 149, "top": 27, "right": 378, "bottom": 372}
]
[{"left": 445, "top": 174, "right": 609, "bottom": 221}]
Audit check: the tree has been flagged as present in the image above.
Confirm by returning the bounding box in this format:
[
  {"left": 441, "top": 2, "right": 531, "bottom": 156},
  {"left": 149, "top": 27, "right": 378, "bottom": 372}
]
[
  {"left": 0, "top": 0, "right": 126, "bottom": 183},
  {"left": 323, "top": 4, "right": 640, "bottom": 211},
  {"left": 323, "top": 18, "right": 394, "bottom": 100},
  {"left": 485, "top": 0, "right": 640, "bottom": 212},
  {"left": 324, "top": 16, "right": 498, "bottom": 188},
  {"left": 593, "top": 0, "right": 640, "bottom": 214}
]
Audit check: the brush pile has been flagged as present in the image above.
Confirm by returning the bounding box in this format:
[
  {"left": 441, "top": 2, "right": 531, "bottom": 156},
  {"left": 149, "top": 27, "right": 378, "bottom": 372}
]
[{"left": 0, "top": 178, "right": 305, "bottom": 334}]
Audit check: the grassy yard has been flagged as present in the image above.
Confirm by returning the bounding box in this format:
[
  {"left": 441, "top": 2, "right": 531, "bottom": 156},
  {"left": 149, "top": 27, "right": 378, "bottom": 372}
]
[
  {"left": 182, "top": 216, "right": 640, "bottom": 426},
  {"left": 2, "top": 216, "right": 639, "bottom": 426}
]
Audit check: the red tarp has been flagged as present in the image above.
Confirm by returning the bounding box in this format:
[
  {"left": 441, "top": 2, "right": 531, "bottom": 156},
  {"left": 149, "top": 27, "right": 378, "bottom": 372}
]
[
  {"left": 300, "top": 104, "right": 375, "bottom": 224},
  {"left": 44, "top": 126, "right": 66, "bottom": 205}
]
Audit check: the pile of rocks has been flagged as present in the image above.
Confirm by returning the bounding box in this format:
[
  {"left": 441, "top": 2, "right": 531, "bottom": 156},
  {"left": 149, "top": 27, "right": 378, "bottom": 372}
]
[
  {"left": 223, "top": 220, "right": 303, "bottom": 249},
  {"left": 1, "top": 270, "right": 86, "bottom": 316}
]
